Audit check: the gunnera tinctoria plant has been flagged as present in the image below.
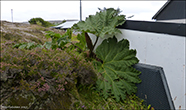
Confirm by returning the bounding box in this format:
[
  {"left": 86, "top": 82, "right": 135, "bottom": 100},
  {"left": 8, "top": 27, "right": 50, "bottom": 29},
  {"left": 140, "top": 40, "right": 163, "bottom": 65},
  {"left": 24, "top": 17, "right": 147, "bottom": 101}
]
[{"left": 0, "top": 46, "right": 97, "bottom": 109}]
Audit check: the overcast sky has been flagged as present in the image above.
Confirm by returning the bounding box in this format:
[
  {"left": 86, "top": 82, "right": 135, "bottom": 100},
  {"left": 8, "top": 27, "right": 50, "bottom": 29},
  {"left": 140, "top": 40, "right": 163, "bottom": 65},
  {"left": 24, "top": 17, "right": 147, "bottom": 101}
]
[{"left": 1, "top": 1, "right": 167, "bottom": 22}]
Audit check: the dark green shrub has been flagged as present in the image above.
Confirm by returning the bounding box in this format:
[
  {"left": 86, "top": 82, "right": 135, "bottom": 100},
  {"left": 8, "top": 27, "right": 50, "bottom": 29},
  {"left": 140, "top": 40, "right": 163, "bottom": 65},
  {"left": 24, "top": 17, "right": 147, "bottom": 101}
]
[
  {"left": 28, "top": 18, "right": 44, "bottom": 25},
  {"left": 28, "top": 17, "right": 52, "bottom": 27},
  {"left": 0, "top": 46, "right": 97, "bottom": 109}
]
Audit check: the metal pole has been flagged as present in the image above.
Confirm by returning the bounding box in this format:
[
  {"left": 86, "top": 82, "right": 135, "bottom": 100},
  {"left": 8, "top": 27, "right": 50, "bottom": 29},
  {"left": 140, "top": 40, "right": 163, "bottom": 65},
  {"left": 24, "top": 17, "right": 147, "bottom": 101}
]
[
  {"left": 80, "top": 0, "right": 82, "bottom": 21},
  {"left": 11, "top": 9, "right": 13, "bottom": 22}
]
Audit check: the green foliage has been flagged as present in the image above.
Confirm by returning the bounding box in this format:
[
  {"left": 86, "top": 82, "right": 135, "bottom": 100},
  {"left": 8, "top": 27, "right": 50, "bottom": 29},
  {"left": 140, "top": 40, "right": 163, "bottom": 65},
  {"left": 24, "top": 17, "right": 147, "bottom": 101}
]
[
  {"left": 36, "top": 21, "right": 42, "bottom": 26},
  {"left": 1, "top": 10, "right": 146, "bottom": 109},
  {"left": 72, "top": 87, "right": 150, "bottom": 110},
  {"left": 75, "top": 32, "right": 87, "bottom": 52},
  {"left": 13, "top": 42, "right": 43, "bottom": 50},
  {"left": 29, "top": 18, "right": 44, "bottom": 24},
  {"left": 94, "top": 37, "right": 141, "bottom": 102},
  {"left": 72, "top": 8, "right": 126, "bottom": 58},
  {"left": 12, "top": 29, "right": 74, "bottom": 50},
  {"left": 12, "top": 29, "right": 87, "bottom": 54},
  {"left": 28, "top": 17, "right": 53, "bottom": 27},
  {"left": 52, "top": 20, "right": 66, "bottom": 26},
  {"left": 1, "top": 7, "right": 146, "bottom": 109},
  {"left": 61, "top": 20, "right": 66, "bottom": 24},
  {"left": 72, "top": 8, "right": 125, "bottom": 39},
  {"left": 43, "top": 29, "right": 72, "bottom": 50},
  {"left": 1, "top": 46, "right": 96, "bottom": 109}
]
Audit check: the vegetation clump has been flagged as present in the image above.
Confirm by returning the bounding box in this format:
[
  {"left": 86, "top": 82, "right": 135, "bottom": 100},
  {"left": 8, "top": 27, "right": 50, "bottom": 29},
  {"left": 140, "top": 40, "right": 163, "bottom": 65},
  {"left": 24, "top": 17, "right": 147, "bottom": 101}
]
[
  {"left": 0, "top": 46, "right": 96, "bottom": 109},
  {"left": 0, "top": 7, "right": 154, "bottom": 110},
  {"left": 72, "top": 7, "right": 141, "bottom": 102},
  {"left": 28, "top": 17, "right": 53, "bottom": 27}
]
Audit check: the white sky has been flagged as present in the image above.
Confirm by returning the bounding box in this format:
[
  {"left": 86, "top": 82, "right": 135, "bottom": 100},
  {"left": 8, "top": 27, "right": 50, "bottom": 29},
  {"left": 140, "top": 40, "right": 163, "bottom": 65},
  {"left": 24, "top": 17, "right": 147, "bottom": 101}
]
[{"left": 1, "top": 1, "right": 167, "bottom": 22}]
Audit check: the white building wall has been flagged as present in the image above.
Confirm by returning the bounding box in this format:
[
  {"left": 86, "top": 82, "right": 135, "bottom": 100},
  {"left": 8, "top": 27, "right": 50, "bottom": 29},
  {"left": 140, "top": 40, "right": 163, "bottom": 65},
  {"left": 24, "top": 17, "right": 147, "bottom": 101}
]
[{"left": 89, "top": 29, "right": 186, "bottom": 109}]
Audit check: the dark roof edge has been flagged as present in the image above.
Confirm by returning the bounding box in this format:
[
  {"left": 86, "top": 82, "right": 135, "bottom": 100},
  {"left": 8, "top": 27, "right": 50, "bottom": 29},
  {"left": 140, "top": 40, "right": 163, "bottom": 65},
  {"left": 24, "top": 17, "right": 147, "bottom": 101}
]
[
  {"left": 152, "top": 0, "right": 171, "bottom": 20},
  {"left": 117, "top": 20, "right": 186, "bottom": 37},
  {"left": 158, "top": 68, "right": 175, "bottom": 110}
]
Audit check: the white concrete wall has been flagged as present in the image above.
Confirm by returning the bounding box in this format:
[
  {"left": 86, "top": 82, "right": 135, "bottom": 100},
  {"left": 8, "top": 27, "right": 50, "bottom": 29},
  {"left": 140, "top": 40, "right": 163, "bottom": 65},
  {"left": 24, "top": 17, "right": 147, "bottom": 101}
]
[{"left": 89, "top": 29, "right": 186, "bottom": 109}]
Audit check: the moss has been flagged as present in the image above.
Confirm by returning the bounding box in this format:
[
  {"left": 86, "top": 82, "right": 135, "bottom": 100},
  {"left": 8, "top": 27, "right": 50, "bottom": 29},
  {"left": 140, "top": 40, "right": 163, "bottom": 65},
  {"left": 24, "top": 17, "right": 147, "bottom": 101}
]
[
  {"left": 6, "top": 92, "right": 35, "bottom": 107},
  {"left": 47, "top": 94, "right": 72, "bottom": 109}
]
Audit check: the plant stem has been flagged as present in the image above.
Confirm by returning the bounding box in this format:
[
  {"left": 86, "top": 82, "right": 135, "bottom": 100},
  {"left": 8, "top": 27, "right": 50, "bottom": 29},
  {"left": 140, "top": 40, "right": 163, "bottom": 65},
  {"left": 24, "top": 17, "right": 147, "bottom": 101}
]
[
  {"left": 92, "top": 36, "right": 99, "bottom": 52},
  {"left": 85, "top": 32, "right": 93, "bottom": 52},
  {"left": 85, "top": 32, "right": 94, "bottom": 57},
  {"left": 70, "top": 42, "right": 83, "bottom": 52}
]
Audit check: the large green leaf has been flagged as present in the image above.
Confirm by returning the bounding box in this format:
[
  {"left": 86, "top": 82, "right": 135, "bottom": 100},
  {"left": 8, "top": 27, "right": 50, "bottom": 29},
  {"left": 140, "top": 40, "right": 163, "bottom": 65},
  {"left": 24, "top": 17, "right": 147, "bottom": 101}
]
[
  {"left": 94, "top": 37, "right": 141, "bottom": 102},
  {"left": 72, "top": 8, "right": 126, "bottom": 38},
  {"left": 75, "top": 32, "right": 87, "bottom": 51}
]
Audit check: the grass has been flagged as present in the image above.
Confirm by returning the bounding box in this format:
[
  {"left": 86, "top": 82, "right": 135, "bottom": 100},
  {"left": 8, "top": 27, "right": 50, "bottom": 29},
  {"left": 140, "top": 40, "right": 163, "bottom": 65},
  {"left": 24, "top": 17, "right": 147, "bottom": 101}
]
[{"left": 71, "top": 85, "right": 151, "bottom": 110}]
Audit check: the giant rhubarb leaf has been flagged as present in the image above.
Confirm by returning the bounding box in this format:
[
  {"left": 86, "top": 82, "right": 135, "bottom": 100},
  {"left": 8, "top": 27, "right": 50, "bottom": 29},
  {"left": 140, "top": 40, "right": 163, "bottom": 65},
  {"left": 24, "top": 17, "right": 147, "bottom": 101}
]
[
  {"left": 72, "top": 8, "right": 126, "bottom": 38},
  {"left": 94, "top": 36, "right": 141, "bottom": 102}
]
